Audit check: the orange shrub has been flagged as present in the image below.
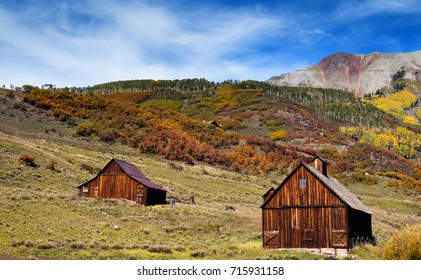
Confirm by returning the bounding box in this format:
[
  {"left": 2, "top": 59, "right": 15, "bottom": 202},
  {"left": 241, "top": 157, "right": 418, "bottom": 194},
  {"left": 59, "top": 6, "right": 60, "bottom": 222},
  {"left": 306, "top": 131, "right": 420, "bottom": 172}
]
[{"left": 18, "top": 154, "right": 37, "bottom": 167}]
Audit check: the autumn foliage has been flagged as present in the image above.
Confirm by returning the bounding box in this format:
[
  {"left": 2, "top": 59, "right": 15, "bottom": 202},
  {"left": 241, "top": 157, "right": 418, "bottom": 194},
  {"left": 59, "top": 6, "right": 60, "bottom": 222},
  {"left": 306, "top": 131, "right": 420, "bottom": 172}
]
[
  {"left": 339, "top": 126, "right": 420, "bottom": 159},
  {"left": 21, "top": 84, "right": 420, "bottom": 178},
  {"left": 383, "top": 224, "right": 421, "bottom": 260},
  {"left": 269, "top": 129, "right": 288, "bottom": 141}
]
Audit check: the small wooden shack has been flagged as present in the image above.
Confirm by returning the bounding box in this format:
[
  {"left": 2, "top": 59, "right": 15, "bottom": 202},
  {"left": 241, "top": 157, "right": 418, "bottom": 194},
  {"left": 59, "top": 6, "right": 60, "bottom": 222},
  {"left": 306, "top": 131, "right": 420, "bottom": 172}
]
[
  {"left": 77, "top": 159, "right": 167, "bottom": 206},
  {"left": 207, "top": 120, "right": 222, "bottom": 129},
  {"left": 261, "top": 156, "right": 373, "bottom": 250}
]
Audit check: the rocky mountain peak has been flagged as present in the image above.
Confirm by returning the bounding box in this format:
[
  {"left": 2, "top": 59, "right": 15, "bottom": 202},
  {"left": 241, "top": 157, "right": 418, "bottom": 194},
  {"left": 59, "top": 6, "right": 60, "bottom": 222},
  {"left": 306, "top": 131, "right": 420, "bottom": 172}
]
[{"left": 267, "top": 51, "right": 421, "bottom": 96}]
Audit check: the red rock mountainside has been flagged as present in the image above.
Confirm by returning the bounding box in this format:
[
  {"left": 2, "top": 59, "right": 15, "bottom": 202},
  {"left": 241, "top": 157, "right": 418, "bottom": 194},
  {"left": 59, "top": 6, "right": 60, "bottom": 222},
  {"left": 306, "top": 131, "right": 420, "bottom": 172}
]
[{"left": 267, "top": 51, "right": 421, "bottom": 96}]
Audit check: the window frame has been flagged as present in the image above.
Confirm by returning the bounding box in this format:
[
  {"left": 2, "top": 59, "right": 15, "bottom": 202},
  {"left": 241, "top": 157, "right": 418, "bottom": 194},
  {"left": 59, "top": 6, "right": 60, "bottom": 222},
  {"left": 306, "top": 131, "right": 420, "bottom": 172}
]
[{"left": 299, "top": 178, "right": 307, "bottom": 188}]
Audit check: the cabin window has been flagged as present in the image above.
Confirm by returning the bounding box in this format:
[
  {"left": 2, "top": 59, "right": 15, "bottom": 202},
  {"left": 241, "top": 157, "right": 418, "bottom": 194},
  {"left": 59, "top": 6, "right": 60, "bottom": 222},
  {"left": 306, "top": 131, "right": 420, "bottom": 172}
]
[
  {"left": 299, "top": 178, "right": 306, "bottom": 188},
  {"left": 82, "top": 186, "right": 89, "bottom": 193}
]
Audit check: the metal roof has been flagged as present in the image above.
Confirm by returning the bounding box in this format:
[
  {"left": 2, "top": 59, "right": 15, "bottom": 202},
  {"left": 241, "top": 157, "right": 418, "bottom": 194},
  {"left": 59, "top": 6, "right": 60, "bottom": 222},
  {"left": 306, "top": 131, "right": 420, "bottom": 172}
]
[
  {"left": 113, "top": 159, "right": 148, "bottom": 179},
  {"left": 77, "top": 159, "right": 166, "bottom": 192}
]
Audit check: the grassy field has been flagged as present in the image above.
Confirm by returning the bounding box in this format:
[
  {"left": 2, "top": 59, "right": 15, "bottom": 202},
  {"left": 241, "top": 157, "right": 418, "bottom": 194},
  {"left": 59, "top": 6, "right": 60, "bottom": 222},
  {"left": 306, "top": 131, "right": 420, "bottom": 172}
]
[{"left": 0, "top": 93, "right": 420, "bottom": 260}]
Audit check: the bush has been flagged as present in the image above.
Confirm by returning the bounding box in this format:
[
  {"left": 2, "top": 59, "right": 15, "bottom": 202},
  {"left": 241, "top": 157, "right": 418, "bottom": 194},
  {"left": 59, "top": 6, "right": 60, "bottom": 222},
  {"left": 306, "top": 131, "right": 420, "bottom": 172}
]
[
  {"left": 128, "top": 134, "right": 142, "bottom": 148},
  {"left": 45, "top": 160, "right": 58, "bottom": 171},
  {"left": 190, "top": 250, "right": 207, "bottom": 258},
  {"left": 350, "top": 169, "right": 378, "bottom": 185},
  {"left": 269, "top": 130, "right": 287, "bottom": 141},
  {"left": 69, "top": 243, "right": 85, "bottom": 250},
  {"left": 13, "top": 103, "right": 27, "bottom": 111},
  {"left": 168, "top": 162, "right": 183, "bottom": 171},
  {"left": 98, "top": 128, "right": 117, "bottom": 143},
  {"left": 80, "top": 163, "right": 95, "bottom": 174},
  {"left": 135, "top": 117, "right": 146, "bottom": 127},
  {"left": 147, "top": 245, "right": 172, "bottom": 254},
  {"left": 38, "top": 242, "right": 55, "bottom": 249},
  {"left": 76, "top": 123, "right": 94, "bottom": 136},
  {"left": 379, "top": 171, "right": 421, "bottom": 191},
  {"left": 383, "top": 224, "right": 421, "bottom": 260},
  {"left": 58, "top": 112, "right": 70, "bottom": 122},
  {"left": 18, "top": 154, "right": 37, "bottom": 167}
]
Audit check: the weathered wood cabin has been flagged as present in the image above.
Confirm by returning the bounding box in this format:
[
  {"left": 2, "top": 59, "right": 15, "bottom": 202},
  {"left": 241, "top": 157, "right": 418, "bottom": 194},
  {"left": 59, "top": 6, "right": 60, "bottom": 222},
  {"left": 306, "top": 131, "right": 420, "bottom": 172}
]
[
  {"left": 261, "top": 156, "right": 373, "bottom": 250},
  {"left": 77, "top": 159, "right": 167, "bottom": 206}
]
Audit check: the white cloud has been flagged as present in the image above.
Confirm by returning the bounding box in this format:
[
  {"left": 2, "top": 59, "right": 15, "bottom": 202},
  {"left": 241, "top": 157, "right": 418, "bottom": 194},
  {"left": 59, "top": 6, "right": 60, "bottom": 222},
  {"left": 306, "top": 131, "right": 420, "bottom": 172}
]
[
  {"left": 2, "top": 0, "right": 415, "bottom": 87},
  {"left": 0, "top": 1, "right": 292, "bottom": 87}
]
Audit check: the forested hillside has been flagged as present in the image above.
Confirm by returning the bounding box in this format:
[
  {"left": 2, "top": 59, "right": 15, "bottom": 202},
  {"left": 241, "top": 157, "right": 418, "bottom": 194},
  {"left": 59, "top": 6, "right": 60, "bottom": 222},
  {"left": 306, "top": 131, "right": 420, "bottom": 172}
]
[
  {"left": 19, "top": 80, "right": 420, "bottom": 190},
  {"left": 1, "top": 79, "right": 420, "bottom": 260}
]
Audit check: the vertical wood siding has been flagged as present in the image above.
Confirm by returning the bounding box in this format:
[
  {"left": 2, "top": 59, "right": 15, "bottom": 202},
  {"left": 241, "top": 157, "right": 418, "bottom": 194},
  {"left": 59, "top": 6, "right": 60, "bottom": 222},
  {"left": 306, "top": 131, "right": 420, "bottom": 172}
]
[
  {"left": 78, "top": 161, "right": 165, "bottom": 206},
  {"left": 79, "top": 174, "right": 145, "bottom": 202},
  {"left": 267, "top": 166, "right": 343, "bottom": 207},
  {"left": 263, "top": 165, "right": 350, "bottom": 249}
]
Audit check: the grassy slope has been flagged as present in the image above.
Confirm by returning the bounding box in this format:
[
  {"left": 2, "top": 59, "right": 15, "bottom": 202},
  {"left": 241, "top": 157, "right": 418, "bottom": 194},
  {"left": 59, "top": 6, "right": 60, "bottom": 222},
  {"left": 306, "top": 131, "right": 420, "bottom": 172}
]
[{"left": 0, "top": 93, "right": 420, "bottom": 260}]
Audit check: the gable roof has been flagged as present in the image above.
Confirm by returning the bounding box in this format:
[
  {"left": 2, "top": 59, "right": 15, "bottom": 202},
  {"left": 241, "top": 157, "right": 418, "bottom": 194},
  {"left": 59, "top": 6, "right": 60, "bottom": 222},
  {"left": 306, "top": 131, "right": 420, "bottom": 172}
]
[
  {"left": 113, "top": 159, "right": 148, "bottom": 179},
  {"left": 77, "top": 159, "right": 166, "bottom": 192},
  {"left": 303, "top": 163, "right": 371, "bottom": 214},
  {"left": 207, "top": 120, "right": 222, "bottom": 128},
  {"left": 262, "top": 187, "right": 275, "bottom": 198},
  {"left": 261, "top": 162, "right": 371, "bottom": 214},
  {"left": 311, "top": 155, "right": 328, "bottom": 164}
]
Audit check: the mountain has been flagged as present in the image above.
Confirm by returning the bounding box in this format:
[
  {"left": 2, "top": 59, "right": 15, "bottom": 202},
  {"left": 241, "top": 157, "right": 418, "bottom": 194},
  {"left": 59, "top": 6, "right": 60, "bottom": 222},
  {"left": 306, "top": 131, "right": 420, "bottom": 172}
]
[{"left": 267, "top": 51, "right": 421, "bottom": 96}]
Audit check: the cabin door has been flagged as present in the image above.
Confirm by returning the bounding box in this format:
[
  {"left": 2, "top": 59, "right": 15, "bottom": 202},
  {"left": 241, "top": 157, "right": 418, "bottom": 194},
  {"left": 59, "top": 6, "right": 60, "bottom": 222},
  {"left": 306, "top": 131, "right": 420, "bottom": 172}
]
[
  {"left": 291, "top": 208, "right": 319, "bottom": 248},
  {"left": 263, "top": 211, "right": 281, "bottom": 248},
  {"left": 264, "top": 230, "right": 280, "bottom": 248},
  {"left": 93, "top": 185, "right": 99, "bottom": 197},
  {"left": 135, "top": 188, "right": 144, "bottom": 205},
  {"left": 303, "top": 208, "right": 318, "bottom": 248},
  {"left": 332, "top": 230, "right": 348, "bottom": 248},
  {"left": 331, "top": 207, "right": 348, "bottom": 248}
]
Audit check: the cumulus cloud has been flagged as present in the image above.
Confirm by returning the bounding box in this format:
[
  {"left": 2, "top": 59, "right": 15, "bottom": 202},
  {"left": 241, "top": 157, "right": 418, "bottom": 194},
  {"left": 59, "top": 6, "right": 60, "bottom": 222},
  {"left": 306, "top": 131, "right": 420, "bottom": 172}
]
[{"left": 0, "top": 0, "right": 293, "bottom": 87}]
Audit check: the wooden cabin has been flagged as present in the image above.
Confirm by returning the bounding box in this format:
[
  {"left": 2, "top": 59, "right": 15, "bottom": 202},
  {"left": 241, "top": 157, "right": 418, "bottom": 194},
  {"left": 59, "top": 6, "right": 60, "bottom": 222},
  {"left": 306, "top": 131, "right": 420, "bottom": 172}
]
[
  {"left": 77, "top": 159, "right": 167, "bottom": 206},
  {"left": 261, "top": 156, "right": 373, "bottom": 250},
  {"left": 207, "top": 120, "right": 222, "bottom": 129}
]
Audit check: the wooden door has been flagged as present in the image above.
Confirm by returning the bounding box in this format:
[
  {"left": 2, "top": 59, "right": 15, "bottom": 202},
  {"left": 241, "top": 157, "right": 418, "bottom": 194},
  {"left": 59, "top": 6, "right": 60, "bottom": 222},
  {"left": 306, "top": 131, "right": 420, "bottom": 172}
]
[
  {"left": 304, "top": 229, "right": 319, "bottom": 248},
  {"left": 290, "top": 208, "right": 319, "bottom": 248},
  {"left": 93, "top": 184, "right": 99, "bottom": 197},
  {"left": 135, "top": 188, "right": 144, "bottom": 205},
  {"left": 303, "top": 208, "right": 318, "bottom": 248},
  {"left": 332, "top": 230, "right": 348, "bottom": 248},
  {"left": 263, "top": 230, "right": 280, "bottom": 248}
]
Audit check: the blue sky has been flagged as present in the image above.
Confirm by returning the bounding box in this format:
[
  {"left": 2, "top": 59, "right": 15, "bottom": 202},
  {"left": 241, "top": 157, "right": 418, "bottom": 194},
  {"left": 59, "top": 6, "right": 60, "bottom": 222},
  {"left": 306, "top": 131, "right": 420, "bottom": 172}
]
[{"left": 0, "top": 0, "right": 420, "bottom": 87}]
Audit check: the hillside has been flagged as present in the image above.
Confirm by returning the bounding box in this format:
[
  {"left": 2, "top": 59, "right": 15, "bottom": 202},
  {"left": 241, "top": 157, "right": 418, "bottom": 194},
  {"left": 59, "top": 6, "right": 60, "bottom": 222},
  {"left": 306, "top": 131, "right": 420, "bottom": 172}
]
[
  {"left": 0, "top": 83, "right": 420, "bottom": 260},
  {"left": 267, "top": 51, "right": 421, "bottom": 97},
  {"left": 268, "top": 51, "right": 421, "bottom": 126}
]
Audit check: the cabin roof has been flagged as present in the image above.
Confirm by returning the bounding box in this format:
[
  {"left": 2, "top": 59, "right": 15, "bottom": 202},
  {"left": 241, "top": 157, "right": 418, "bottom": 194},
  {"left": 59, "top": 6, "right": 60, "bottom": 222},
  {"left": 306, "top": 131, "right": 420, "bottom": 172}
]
[
  {"left": 303, "top": 163, "right": 371, "bottom": 214},
  {"left": 261, "top": 162, "right": 371, "bottom": 214},
  {"left": 207, "top": 120, "right": 222, "bottom": 128},
  {"left": 262, "top": 187, "right": 275, "bottom": 198},
  {"left": 311, "top": 155, "right": 328, "bottom": 164},
  {"left": 77, "top": 159, "right": 166, "bottom": 192},
  {"left": 113, "top": 159, "right": 148, "bottom": 179}
]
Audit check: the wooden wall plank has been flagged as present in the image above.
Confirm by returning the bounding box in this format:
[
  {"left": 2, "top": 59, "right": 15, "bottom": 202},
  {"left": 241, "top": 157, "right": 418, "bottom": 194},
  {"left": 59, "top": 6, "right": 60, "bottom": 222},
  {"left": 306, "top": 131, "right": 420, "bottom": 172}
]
[{"left": 262, "top": 165, "right": 354, "bottom": 249}]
